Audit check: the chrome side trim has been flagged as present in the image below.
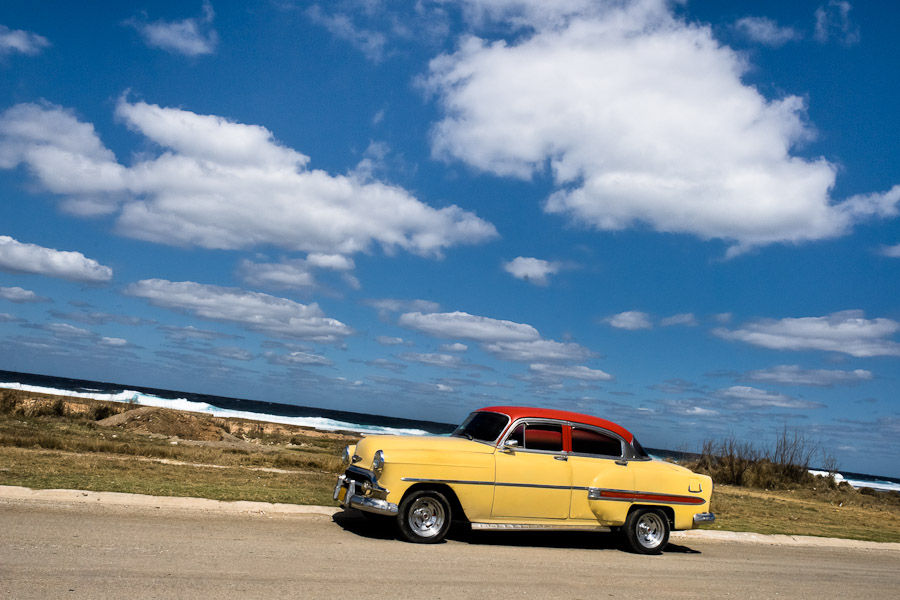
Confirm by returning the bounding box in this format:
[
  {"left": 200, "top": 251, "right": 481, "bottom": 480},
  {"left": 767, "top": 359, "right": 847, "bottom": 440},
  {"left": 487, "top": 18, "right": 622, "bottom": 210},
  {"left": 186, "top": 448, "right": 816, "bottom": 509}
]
[
  {"left": 400, "top": 477, "right": 591, "bottom": 492},
  {"left": 693, "top": 512, "right": 716, "bottom": 524},
  {"left": 588, "top": 487, "right": 707, "bottom": 506},
  {"left": 472, "top": 522, "right": 611, "bottom": 532}
]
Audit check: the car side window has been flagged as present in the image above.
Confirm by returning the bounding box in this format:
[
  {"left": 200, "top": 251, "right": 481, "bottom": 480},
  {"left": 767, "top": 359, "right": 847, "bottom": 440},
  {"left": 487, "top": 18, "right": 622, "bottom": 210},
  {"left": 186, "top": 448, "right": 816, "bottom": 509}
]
[
  {"left": 523, "top": 423, "right": 563, "bottom": 452},
  {"left": 571, "top": 426, "right": 623, "bottom": 457}
]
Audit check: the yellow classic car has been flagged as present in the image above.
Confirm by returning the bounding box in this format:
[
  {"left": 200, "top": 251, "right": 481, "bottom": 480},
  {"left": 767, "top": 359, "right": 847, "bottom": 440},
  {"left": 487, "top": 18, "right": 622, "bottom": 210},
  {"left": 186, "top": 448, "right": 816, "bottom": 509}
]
[{"left": 334, "top": 405, "right": 714, "bottom": 554}]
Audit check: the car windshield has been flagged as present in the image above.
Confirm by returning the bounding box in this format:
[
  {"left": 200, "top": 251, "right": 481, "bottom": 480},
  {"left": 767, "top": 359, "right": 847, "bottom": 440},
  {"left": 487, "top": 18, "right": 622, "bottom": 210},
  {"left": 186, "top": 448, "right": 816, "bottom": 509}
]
[{"left": 451, "top": 411, "right": 509, "bottom": 443}]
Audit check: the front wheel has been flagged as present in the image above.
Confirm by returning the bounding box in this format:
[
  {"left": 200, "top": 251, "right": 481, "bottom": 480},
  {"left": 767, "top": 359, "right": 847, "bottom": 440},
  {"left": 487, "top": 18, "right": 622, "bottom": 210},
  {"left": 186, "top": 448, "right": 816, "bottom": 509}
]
[
  {"left": 397, "top": 489, "right": 451, "bottom": 544},
  {"left": 622, "top": 508, "right": 670, "bottom": 555}
]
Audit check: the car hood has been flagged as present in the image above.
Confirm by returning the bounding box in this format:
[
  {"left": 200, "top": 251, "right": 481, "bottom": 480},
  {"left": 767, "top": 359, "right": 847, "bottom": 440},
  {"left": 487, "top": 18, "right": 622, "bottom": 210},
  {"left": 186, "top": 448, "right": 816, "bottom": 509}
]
[{"left": 354, "top": 434, "right": 495, "bottom": 463}]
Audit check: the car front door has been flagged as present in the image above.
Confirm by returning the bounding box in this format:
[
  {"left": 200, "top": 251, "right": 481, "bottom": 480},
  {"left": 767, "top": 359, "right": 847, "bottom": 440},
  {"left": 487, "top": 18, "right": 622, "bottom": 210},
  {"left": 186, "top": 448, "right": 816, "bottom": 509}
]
[{"left": 492, "top": 421, "right": 570, "bottom": 519}]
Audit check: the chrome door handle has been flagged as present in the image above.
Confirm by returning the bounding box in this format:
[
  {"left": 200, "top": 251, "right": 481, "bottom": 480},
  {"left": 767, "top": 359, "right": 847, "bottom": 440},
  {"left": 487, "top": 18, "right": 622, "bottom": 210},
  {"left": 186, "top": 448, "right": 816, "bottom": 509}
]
[{"left": 554, "top": 455, "right": 568, "bottom": 461}]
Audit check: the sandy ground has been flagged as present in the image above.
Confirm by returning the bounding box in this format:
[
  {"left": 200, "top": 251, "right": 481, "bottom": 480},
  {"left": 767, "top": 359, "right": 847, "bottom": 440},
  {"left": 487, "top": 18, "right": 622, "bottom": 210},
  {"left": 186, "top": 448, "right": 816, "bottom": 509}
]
[{"left": 2, "top": 487, "right": 899, "bottom": 600}]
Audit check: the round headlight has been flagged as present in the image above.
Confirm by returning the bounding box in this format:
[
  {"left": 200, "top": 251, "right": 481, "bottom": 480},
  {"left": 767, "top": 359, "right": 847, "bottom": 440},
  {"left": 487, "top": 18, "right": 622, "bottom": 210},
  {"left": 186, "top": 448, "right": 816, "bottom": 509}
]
[
  {"left": 341, "top": 446, "right": 351, "bottom": 465},
  {"left": 372, "top": 449, "right": 385, "bottom": 475}
]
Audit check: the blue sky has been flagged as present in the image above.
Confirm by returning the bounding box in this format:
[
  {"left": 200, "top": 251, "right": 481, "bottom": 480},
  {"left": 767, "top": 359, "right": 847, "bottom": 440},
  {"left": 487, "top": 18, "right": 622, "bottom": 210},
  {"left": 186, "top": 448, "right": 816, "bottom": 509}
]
[{"left": 2, "top": 0, "right": 899, "bottom": 477}]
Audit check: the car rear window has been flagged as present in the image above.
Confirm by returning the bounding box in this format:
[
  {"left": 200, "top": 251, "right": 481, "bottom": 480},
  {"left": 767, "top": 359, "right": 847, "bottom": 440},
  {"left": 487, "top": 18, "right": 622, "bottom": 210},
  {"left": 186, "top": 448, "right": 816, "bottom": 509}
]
[{"left": 571, "top": 426, "right": 622, "bottom": 457}]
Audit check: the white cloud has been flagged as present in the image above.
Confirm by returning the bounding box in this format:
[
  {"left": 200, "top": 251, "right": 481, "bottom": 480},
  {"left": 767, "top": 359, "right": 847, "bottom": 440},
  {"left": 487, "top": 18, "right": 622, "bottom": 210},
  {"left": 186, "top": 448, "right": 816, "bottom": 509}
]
[
  {"left": 814, "top": 1, "right": 860, "bottom": 45},
  {"left": 503, "top": 256, "right": 561, "bottom": 285},
  {"left": 733, "top": 17, "right": 800, "bottom": 47},
  {"left": 529, "top": 362, "right": 612, "bottom": 381},
  {"left": 237, "top": 259, "right": 317, "bottom": 291},
  {"left": 0, "top": 286, "right": 49, "bottom": 303},
  {"left": 125, "top": 1, "right": 219, "bottom": 56},
  {"left": 714, "top": 310, "right": 900, "bottom": 357},
  {"left": 99, "top": 337, "right": 130, "bottom": 348},
  {"left": 423, "top": 0, "right": 897, "bottom": 255},
  {"left": 0, "top": 98, "right": 497, "bottom": 258},
  {"left": 744, "top": 364, "right": 873, "bottom": 387},
  {"left": 660, "top": 313, "right": 698, "bottom": 327},
  {"left": 483, "top": 339, "right": 592, "bottom": 363},
  {"left": 307, "top": 5, "right": 387, "bottom": 63},
  {"left": 125, "top": 279, "right": 353, "bottom": 343},
  {"left": 367, "top": 298, "right": 442, "bottom": 316},
  {"left": 716, "top": 385, "right": 823, "bottom": 409},
  {"left": 399, "top": 311, "right": 539, "bottom": 342},
  {"left": 0, "top": 24, "right": 50, "bottom": 56},
  {"left": 605, "top": 311, "right": 652, "bottom": 330},
  {"left": 440, "top": 342, "right": 468, "bottom": 352},
  {"left": 399, "top": 352, "right": 464, "bottom": 368},
  {"left": 0, "top": 236, "right": 112, "bottom": 283},
  {"left": 265, "top": 350, "right": 333, "bottom": 367},
  {"left": 880, "top": 244, "right": 900, "bottom": 258},
  {"left": 399, "top": 309, "right": 595, "bottom": 364},
  {"left": 375, "top": 335, "right": 407, "bottom": 346}
]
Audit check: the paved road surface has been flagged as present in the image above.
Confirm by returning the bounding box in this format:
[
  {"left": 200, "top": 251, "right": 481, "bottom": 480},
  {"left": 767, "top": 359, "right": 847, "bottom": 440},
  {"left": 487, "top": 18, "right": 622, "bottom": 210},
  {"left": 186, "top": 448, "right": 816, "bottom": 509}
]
[{"left": 1, "top": 496, "right": 898, "bottom": 599}]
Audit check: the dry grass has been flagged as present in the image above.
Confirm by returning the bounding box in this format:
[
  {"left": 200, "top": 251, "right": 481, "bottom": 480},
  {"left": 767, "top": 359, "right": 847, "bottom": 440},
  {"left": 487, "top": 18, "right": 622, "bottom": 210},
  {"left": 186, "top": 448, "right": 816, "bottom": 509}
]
[
  {"left": 701, "top": 485, "right": 900, "bottom": 543},
  {"left": 3, "top": 391, "right": 900, "bottom": 542}
]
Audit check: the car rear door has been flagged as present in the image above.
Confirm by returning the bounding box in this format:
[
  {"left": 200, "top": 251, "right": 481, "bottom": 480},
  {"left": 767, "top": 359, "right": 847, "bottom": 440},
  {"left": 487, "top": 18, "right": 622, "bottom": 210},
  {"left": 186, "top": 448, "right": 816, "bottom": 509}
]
[{"left": 567, "top": 425, "right": 634, "bottom": 523}]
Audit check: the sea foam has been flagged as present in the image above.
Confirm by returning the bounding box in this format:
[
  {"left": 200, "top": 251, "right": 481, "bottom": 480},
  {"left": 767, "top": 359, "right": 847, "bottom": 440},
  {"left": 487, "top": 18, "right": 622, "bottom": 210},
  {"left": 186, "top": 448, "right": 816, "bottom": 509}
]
[{"left": 0, "top": 382, "right": 430, "bottom": 437}]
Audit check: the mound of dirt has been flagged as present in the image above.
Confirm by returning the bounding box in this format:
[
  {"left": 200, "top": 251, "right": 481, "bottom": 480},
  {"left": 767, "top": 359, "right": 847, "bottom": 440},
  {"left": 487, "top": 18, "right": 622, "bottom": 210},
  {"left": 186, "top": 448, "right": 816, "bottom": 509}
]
[{"left": 96, "top": 406, "right": 228, "bottom": 442}]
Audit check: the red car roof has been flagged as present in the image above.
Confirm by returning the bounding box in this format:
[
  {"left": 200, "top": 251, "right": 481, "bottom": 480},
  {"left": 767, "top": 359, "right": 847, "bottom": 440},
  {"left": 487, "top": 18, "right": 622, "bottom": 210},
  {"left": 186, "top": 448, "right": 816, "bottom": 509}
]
[{"left": 477, "top": 405, "right": 634, "bottom": 443}]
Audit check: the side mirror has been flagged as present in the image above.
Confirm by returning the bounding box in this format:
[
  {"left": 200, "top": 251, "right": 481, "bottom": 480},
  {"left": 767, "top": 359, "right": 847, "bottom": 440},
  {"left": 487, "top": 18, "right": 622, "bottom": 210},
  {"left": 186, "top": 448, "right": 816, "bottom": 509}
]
[{"left": 501, "top": 439, "right": 519, "bottom": 452}]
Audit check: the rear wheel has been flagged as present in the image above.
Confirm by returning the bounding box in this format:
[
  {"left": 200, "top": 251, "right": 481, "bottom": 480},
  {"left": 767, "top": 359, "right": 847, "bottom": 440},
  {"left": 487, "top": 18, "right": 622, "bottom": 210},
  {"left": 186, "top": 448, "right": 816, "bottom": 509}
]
[
  {"left": 397, "top": 489, "right": 451, "bottom": 544},
  {"left": 622, "top": 508, "right": 670, "bottom": 555}
]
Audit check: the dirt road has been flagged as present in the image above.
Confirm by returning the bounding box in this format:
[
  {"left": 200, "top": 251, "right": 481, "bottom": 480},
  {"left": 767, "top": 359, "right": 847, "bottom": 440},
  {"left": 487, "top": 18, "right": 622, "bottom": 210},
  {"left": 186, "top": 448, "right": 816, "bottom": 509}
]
[{"left": 1, "top": 491, "right": 898, "bottom": 599}]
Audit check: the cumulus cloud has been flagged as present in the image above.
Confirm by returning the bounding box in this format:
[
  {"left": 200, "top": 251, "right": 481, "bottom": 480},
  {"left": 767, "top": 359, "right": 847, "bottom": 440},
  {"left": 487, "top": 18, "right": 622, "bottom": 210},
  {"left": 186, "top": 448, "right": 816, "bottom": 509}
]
[
  {"left": 732, "top": 16, "right": 800, "bottom": 47},
  {"left": 0, "top": 236, "right": 112, "bottom": 283},
  {"left": 529, "top": 363, "right": 612, "bottom": 381},
  {"left": 0, "top": 24, "right": 50, "bottom": 56},
  {"left": 0, "top": 98, "right": 496, "bottom": 258},
  {"left": 880, "top": 244, "right": 900, "bottom": 258},
  {"left": 375, "top": 335, "right": 407, "bottom": 346},
  {"left": 716, "top": 385, "right": 823, "bottom": 409},
  {"left": 660, "top": 313, "right": 698, "bottom": 327},
  {"left": 0, "top": 286, "right": 49, "bottom": 303},
  {"left": 484, "top": 338, "right": 593, "bottom": 363},
  {"left": 366, "top": 298, "right": 442, "bottom": 316},
  {"left": 125, "top": 1, "right": 219, "bottom": 56},
  {"left": 440, "top": 342, "right": 468, "bottom": 352},
  {"left": 399, "top": 352, "right": 464, "bottom": 368},
  {"left": 744, "top": 364, "right": 873, "bottom": 387},
  {"left": 503, "top": 256, "right": 561, "bottom": 285},
  {"left": 399, "top": 311, "right": 539, "bottom": 342},
  {"left": 423, "top": 0, "right": 897, "bottom": 255},
  {"left": 399, "top": 309, "right": 597, "bottom": 365},
  {"left": 714, "top": 310, "right": 900, "bottom": 357},
  {"left": 814, "top": 1, "right": 860, "bottom": 45},
  {"left": 125, "top": 279, "right": 352, "bottom": 343},
  {"left": 605, "top": 311, "right": 652, "bottom": 330},
  {"left": 265, "top": 350, "right": 333, "bottom": 367}
]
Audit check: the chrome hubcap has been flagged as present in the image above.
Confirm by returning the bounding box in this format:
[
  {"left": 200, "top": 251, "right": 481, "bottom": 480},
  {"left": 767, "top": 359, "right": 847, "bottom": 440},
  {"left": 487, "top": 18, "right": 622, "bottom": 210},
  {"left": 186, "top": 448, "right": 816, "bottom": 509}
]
[
  {"left": 408, "top": 497, "right": 445, "bottom": 538},
  {"left": 636, "top": 512, "right": 665, "bottom": 548}
]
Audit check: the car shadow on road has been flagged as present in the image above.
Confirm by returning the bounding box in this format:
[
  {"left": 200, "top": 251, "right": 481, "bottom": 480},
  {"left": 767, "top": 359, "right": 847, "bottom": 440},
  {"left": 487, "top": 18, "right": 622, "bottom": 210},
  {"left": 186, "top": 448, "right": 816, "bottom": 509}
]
[{"left": 333, "top": 509, "right": 701, "bottom": 554}]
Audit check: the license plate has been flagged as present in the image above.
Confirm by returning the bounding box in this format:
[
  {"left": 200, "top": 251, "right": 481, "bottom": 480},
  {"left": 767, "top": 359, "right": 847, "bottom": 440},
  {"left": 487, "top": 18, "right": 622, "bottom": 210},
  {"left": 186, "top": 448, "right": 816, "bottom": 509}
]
[{"left": 338, "top": 486, "right": 347, "bottom": 503}]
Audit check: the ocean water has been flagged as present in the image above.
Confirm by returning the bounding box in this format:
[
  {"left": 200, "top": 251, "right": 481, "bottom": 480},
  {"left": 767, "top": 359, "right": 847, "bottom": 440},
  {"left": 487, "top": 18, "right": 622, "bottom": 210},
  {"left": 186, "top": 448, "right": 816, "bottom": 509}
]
[
  {"left": 0, "top": 369, "right": 454, "bottom": 437},
  {"left": 3, "top": 370, "right": 898, "bottom": 493}
]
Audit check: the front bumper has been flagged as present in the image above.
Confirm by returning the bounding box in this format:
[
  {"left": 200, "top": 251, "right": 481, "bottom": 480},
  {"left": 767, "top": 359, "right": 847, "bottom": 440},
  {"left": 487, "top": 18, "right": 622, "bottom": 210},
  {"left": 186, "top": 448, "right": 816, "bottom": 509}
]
[{"left": 334, "top": 473, "right": 398, "bottom": 516}]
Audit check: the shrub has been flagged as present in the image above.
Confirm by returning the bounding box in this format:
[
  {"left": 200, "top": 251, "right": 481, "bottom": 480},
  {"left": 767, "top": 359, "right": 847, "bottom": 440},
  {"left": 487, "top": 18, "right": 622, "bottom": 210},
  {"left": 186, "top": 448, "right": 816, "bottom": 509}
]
[
  {"left": 1, "top": 390, "right": 21, "bottom": 414},
  {"left": 688, "top": 427, "right": 836, "bottom": 490}
]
